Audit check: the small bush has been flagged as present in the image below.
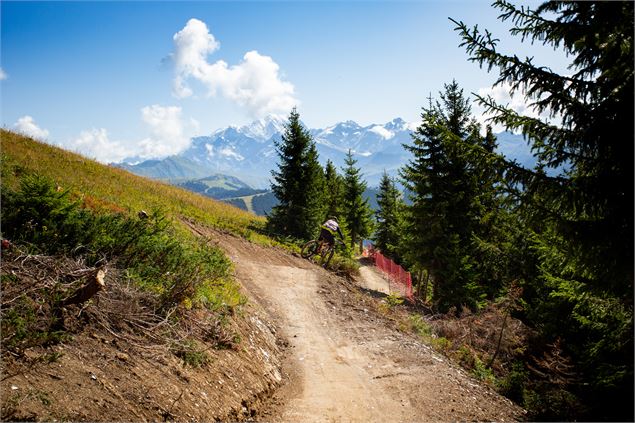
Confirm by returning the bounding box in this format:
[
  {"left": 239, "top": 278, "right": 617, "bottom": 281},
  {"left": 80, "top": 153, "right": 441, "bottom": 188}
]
[
  {"left": 171, "top": 339, "right": 211, "bottom": 368},
  {"left": 430, "top": 336, "right": 452, "bottom": 352},
  {"left": 523, "top": 384, "right": 583, "bottom": 421},
  {"left": 497, "top": 361, "right": 528, "bottom": 402},
  {"left": 456, "top": 344, "right": 476, "bottom": 367},
  {"left": 324, "top": 254, "right": 359, "bottom": 278},
  {"left": 408, "top": 314, "right": 433, "bottom": 338},
  {"left": 385, "top": 293, "right": 404, "bottom": 308},
  {"left": 471, "top": 355, "right": 496, "bottom": 385},
  {"left": 0, "top": 295, "right": 70, "bottom": 353}
]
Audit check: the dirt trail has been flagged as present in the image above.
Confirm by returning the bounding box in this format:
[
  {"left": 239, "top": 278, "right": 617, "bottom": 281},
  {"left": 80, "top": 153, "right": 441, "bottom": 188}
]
[
  {"left": 358, "top": 262, "right": 391, "bottom": 295},
  {"left": 204, "top": 229, "right": 525, "bottom": 422}
]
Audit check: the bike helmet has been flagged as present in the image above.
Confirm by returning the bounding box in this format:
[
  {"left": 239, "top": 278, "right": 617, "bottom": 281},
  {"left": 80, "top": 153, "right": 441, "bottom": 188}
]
[{"left": 329, "top": 216, "right": 339, "bottom": 223}]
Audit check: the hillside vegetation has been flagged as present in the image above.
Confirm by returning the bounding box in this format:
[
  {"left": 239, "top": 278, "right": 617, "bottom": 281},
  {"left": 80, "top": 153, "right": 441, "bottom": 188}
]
[
  {"left": 1, "top": 129, "right": 268, "bottom": 242},
  {"left": 0, "top": 130, "right": 283, "bottom": 421}
]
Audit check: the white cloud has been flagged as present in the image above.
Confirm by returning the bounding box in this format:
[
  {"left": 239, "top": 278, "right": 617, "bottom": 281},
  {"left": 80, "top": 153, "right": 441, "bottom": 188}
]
[
  {"left": 72, "top": 128, "right": 133, "bottom": 163},
  {"left": 478, "top": 82, "right": 542, "bottom": 118},
  {"left": 66, "top": 105, "right": 194, "bottom": 163},
  {"left": 0, "top": 68, "right": 7, "bottom": 81},
  {"left": 475, "top": 82, "right": 560, "bottom": 133},
  {"left": 171, "top": 18, "right": 297, "bottom": 117},
  {"left": 13, "top": 116, "right": 49, "bottom": 139},
  {"left": 138, "top": 104, "right": 192, "bottom": 158},
  {"left": 369, "top": 125, "right": 394, "bottom": 140}
]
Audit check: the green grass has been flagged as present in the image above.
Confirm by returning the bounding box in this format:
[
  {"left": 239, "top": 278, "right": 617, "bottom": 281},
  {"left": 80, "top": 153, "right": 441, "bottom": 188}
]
[
  {"left": 171, "top": 339, "right": 212, "bottom": 368},
  {"left": 1, "top": 129, "right": 269, "bottom": 243}
]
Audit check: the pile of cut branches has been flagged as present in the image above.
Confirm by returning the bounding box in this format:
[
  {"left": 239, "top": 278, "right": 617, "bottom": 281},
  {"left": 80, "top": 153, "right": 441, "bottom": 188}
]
[{"left": 1, "top": 247, "right": 240, "bottom": 362}]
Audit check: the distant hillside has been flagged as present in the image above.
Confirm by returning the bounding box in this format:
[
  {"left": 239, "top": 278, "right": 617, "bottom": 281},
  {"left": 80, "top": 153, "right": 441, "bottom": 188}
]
[
  {"left": 116, "top": 156, "right": 212, "bottom": 180},
  {"left": 221, "top": 187, "right": 395, "bottom": 217},
  {"left": 177, "top": 174, "right": 268, "bottom": 200},
  {"left": 221, "top": 192, "right": 277, "bottom": 216}
]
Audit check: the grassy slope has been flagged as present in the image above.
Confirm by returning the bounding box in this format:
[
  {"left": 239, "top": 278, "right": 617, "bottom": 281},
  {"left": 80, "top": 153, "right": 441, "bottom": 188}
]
[
  {"left": 0, "top": 130, "right": 287, "bottom": 422},
  {"left": 1, "top": 130, "right": 355, "bottom": 272},
  {"left": 1, "top": 130, "right": 270, "bottom": 244}
]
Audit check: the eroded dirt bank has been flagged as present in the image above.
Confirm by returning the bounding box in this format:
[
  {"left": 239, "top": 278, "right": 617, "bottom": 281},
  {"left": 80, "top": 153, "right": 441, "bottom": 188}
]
[
  {"left": 208, "top": 228, "right": 526, "bottom": 422},
  {"left": 0, "top": 249, "right": 283, "bottom": 422}
]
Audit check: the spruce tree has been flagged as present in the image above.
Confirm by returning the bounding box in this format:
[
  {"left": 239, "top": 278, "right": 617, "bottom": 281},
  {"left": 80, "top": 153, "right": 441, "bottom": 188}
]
[
  {"left": 453, "top": 1, "right": 633, "bottom": 419},
  {"left": 401, "top": 82, "right": 487, "bottom": 312},
  {"left": 373, "top": 171, "right": 403, "bottom": 263},
  {"left": 464, "top": 124, "right": 514, "bottom": 299},
  {"left": 341, "top": 150, "right": 373, "bottom": 252},
  {"left": 400, "top": 98, "right": 444, "bottom": 275},
  {"left": 323, "top": 159, "right": 343, "bottom": 220},
  {"left": 268, "top": 108, "right": 324, "bottom": 240}
]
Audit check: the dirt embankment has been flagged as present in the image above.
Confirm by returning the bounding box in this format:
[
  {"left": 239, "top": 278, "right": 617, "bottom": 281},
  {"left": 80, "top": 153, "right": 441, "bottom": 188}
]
[{"left": 1, "top": 249, "right": 283, "bottom": 422}]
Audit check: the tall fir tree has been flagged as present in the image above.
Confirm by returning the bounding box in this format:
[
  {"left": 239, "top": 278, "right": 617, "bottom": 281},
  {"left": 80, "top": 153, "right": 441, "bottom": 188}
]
[
  {"left": 323, "top": 159, "right": 343, "bottom": 220},
  {"left": 373, "top": 171, "right": 403, "bottom": 263},
  {"left": 341, "top": 150, "right": 373, "bottom": 252},
  {"left": 401, "top": 82, "right": 489, "bottom": 312},
  {"left": 268, "top": 108, "right": 325, "bottom": 240},
  {"left": 454, "top": 1, "right": 633, "bottom": 419},
  {"left": 400, "top": 97, "right": 444, "bottom": 274}
]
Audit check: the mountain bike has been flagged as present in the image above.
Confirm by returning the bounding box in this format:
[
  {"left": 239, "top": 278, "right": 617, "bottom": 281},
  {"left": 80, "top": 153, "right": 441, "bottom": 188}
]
[{"left": 300, "top": 238, "right": 343, "bottom": 267}]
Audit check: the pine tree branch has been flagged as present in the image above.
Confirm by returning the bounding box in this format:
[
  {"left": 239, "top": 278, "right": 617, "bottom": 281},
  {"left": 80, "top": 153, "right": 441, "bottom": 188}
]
[
  {"left": 474, "top": 94, "right": 596, "bottom": 166},
  {"left": 450, "top": 17, "right": 597, "bottom": 115}
]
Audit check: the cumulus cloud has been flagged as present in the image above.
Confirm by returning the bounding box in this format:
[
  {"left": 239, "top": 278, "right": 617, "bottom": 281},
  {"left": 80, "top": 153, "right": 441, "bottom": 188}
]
[
  {"left": 171, "top": 18, "right": 297, "bottom": 117},
  {"left": 0, "top": 68, "right": 7, "bottom": 81},
  {"left": 475, "top": 82, "right": 560, "bottom": 133},
  {"left": 13, "top": 116, "right": 49, "bottom": 139},
  {"left": 478, "top": 82, "right": 543, "bottom": 117},
  {"left": 67, "top": 105, "right": 194, "bottom": 163},
  {"left": 138, "top": 104, "right": 193, "bottom": 158},
  {"left": 369, "top": 125, "right": 394, "bottom": 140},
  {"left": 72, "top": 128, "right": 134, "bottom": 164}
]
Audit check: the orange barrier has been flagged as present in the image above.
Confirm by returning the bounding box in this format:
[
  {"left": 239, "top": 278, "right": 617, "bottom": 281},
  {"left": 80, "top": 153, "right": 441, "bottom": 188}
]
[{"left": 372, "top": 250, "right": 413, "bottom": 300}]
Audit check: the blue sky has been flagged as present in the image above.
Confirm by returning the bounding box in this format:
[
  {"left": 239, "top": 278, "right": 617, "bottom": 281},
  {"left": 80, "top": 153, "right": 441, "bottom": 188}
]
[{"left": 1, "top": 1, "right": 571, "bottom": 162}]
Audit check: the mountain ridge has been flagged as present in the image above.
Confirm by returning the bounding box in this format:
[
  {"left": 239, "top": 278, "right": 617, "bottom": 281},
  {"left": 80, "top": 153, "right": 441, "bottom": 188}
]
[{"left": 116, "top": 116, "right": 534, "bottom": 188}]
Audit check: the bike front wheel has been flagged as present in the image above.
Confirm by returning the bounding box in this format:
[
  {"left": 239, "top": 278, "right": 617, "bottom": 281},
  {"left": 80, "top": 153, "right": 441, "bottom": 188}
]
[
  {"left": 320, "top": 247, "right": 335, "bottom": 267},
  {"left": 301, "top": 240, "right": 320, "bottom": 259}
]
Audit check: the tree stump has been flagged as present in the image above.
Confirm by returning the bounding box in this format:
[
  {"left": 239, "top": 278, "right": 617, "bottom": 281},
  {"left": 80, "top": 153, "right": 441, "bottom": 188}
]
[{"left": 61, "top": 269, "right": 106, "bottom": 307}]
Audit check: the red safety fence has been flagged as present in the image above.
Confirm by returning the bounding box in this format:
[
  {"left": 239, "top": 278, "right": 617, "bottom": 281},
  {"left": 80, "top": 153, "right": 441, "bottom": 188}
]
[{"left": 367, "top": 247, "right": 413, "bottom": 300}]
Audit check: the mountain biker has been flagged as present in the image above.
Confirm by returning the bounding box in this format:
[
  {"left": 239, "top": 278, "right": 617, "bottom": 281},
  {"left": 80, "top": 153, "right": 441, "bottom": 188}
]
[{"left": 318, "top": 216, "right": 344, "bottom": 249}]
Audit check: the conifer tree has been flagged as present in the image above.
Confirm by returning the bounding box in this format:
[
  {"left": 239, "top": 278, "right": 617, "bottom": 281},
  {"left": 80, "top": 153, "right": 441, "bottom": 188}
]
[
  {"left": 268, "top": 108, "right": 324, "bottom": 240},
  {"left": 453, "top": 1, "right": 633, "bottom": 419},
  {"left": 323, "top": 159, "right": 343, "bottom": 220},
  {"left": 341, "top": 150, "right": 373, "bottom": 252},
  {"left": 401, "top": 82, "right": 487, "bottom": 311},
  {"left": 469, "top": 125, "right": 512, "bottom": 298},
  {"left": 373, "top": 171, "right": 403, "bottom": 263}
]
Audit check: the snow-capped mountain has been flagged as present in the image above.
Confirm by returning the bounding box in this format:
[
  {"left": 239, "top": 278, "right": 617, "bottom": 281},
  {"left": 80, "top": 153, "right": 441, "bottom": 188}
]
[
  {"left": 118, "top": 116, "right": 532, "bottom": 188},
  {"left": 312, "top": 118, "right": 415, "bottom": 155}
]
